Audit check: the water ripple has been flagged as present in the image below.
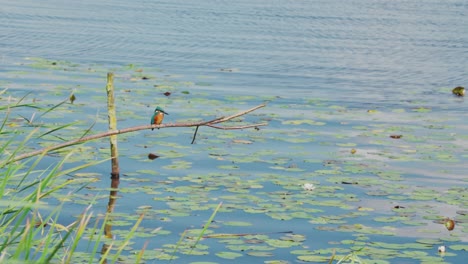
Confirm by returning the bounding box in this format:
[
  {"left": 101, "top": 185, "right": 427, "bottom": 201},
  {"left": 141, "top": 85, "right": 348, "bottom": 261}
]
[{"left": 1, "top": 0, "right": 468, "bottom": 101}]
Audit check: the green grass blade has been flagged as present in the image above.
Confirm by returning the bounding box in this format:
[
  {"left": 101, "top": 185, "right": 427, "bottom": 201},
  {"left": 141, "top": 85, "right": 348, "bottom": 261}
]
[
  {"left": 44, "top": 224, "right": 75, "bottom": 263},
  {"left": 110, "top": 213, "right": 145, "bottom": 264},
  {"left": 89, "top": 212, "right": 111, "bottom": 264},
  {"left": 37, "top": 121, "right": 81, "bottom": 139},
  {"left": 39, "top": 98, "right": 68, "bottom": 118},
  {"left": 189, "top": 202, "right": 222, "bottom": 254},
  {"left": 169, "top": 229, "right": 187, "bottom": 261},
  {"left": 79, "top": 120, "right": 96, "bottom": 140},
  {"left": 64, "top": 205, "right": 93, "bottom": 264},
  {"left": 33, "top": 205, "right": 64, "bottom": 261}
]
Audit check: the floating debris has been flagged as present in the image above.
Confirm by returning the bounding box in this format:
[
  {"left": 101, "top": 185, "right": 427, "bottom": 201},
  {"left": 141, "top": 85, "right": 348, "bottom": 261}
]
[
  {"left": 390, "top": 134, "right": 402, "bottom": 139},
  {"left": 148, "top": 153, "right": 160, "bottom": 160},
  {"left": 302, "top": 183, "right": 316, "bottom": 191},
  {"left": 219, "top": 68, "right": 239, "bottom": 72},
  {"left": 341, "top": 181, "right": 358, "bottom": 185},
  {"left": 452, "top": 86, "right": 465, "bottom": 96},
  {"left": 438, "top": 245, "right": 446, "bottom": 253},
  {"left": 444, "top": 218, "right": 455, "bottom": 231},
  {"left": 69, "top": 93, "right": 76, "bottom": 104}
]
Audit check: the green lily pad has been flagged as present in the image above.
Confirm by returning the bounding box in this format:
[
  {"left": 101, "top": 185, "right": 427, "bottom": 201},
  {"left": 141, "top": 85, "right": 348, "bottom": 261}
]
[
  {"left": 282, "top": 120, "right": 326, "bottom": 126},
  {"left": 247, "top": 251, "right": 274, "bottom": 257},
  {"left": 215, "top": 251, "right": 243, "bottom": 259},
  {"left": 296, "top": 255, "right": 331, "bottom": 262},
  {"left": 265, "top": 239, "right": 301, "bottom": 248},
  {"left": 449, "top": 244, "right": 468, "bottom": 251},
  {"left": 223, "top": 221, "right": 252, "bottom": 226}
]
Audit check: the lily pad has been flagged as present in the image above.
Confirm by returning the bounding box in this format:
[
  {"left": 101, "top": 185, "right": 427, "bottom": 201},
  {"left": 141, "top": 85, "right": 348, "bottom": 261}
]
[{"left": 215, "top": 251, "right": 243, "bottom": 259}]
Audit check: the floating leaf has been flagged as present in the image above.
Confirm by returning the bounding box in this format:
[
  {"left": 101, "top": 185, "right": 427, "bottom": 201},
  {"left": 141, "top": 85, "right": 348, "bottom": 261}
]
[
  {"left": 449, "top": 244, "right": 468, "bottom": 251},
  {"left": 223, "top": 221, "right": 252, "bottom": 227},
  {"left": 232, "top": 139, "right": 253, "bottom": 144},
  {"left": 374, "top": 216, "right": 409, "bottom": 223},
  {"left": 265, "top": 239, "right": 300, "bottom": 248},
  {"left": 282, "top": 120, "right": 325, "bottom": 126},
  {"left": 412, "top": 107, "right": 431, "bottom": 112},
  {"left": 336, "top": 143, "right": 356, "bottom": 147},
  {"left": 74, "top": 172, "right": 101, "bottom": 177},
  {"left": 163, "top": 160, "right": 192, "bottom": 170},
  {"left": 296, "top": 255, "right": 331, "bottom": 262},
  {"left": 246, "top": 251, "right": 274, "bottom": 258},
  {"left": 215, "top": 251, "right": 243, "bottom": 259}
]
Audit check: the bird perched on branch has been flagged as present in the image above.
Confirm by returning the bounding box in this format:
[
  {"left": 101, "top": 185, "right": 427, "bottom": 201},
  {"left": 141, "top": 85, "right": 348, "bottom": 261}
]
[{"left": 151, "top": 106, "right": 169, "bottom": 130}]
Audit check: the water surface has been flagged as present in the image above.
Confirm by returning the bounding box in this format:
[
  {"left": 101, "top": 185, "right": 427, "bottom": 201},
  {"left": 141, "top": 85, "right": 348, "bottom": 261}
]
[{"left": 1, "top": 1, "right": 468, "bottom": 263}]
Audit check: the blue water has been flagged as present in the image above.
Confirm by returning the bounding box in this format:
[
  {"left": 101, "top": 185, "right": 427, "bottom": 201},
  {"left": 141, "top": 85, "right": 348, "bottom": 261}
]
[
  {"left": 1, "top": 1, "right": 468, "bottom": 263},
  {"left": 2, "top": 0, "right": 468, "bottom": 101}
]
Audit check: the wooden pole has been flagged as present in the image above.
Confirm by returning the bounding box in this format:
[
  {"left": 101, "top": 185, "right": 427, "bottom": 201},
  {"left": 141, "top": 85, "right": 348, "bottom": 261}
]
[
  {"left": 106, "top": 72, "right": 120, "bottom": 178},
  {"left": 104, "top": 72, "right": 120, "bottom": 242},
  {"left": 104, "top": 176, "right": 119, "bottom": 239}
]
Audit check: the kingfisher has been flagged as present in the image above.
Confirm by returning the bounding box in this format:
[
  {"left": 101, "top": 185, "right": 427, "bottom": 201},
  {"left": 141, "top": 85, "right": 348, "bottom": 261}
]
[{"left": 151, "top": 106, "right": 169, "bottom": 130}]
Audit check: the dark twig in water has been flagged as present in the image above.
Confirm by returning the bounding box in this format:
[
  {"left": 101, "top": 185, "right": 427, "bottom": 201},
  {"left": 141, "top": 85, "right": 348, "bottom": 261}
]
[{"left": 191, "top": 126, "right": 200, "bottom": 144}]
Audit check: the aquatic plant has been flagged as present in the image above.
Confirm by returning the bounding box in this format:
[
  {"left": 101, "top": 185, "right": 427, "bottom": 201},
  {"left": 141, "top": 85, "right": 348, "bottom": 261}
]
[{"left": 0, "top": 102, "right": 108, "bottom": 262}]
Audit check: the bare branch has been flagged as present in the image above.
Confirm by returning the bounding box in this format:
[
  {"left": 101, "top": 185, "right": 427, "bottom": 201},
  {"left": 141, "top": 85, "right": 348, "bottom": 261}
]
[
  {"left": 210, "top": 104, "right": 266, "bottom": 124},
  {"left": 10, "top": 104, "right": 267, "bottom": 163},
  {"left": 206, "top": 123, "right": 268, "bottom": 130}
]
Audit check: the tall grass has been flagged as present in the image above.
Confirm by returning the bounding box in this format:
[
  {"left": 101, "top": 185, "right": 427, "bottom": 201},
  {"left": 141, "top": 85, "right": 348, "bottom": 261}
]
[{"left": 0, "top": 96, "right": 143, "bottom": 263}]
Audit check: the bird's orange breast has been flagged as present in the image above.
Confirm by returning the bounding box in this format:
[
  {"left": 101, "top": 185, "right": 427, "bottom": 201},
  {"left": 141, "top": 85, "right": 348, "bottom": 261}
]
[{"left": 154, "top": 112, "right": 164, "bottom": 125}]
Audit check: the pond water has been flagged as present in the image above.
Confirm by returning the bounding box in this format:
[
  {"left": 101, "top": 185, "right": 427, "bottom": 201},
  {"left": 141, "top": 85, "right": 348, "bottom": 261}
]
[{"left": 1, "top": 0, "right": 468, "bottom": 263}]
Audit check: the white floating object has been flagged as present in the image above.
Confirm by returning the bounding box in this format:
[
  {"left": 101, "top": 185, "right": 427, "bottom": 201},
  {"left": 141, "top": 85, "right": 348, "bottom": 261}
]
[
  {"left": 438, "top": 245, "right": 446, "bottom": 253},
  {"left": 302, "top": 183, "right": 316, "bottom": 191}
]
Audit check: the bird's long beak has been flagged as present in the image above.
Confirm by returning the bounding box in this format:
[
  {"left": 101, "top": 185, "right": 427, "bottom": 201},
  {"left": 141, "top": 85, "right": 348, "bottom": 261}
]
[{"left": 162, "top": 111, "right": 169, "bottom": 115}]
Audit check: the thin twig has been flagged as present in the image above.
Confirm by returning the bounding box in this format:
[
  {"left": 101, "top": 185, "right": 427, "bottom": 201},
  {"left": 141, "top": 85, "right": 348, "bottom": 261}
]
[
  {"left": 210, "top": 104, "right": 266, "bottom": 124},
  {"left": 190, "top": 104, "right": 266, "bottom": 143},
  {"left": 192, "top": 123, "right": 268, "bottom": 144},
  {"left": 10, "top": 104, "right": 267, "bottom": 163},
  {"left": 191, "top": 126, "right": 200, "bottom": 144},
  {"left": 207, "top": 123, "right": 268, "bottom": 130}
]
